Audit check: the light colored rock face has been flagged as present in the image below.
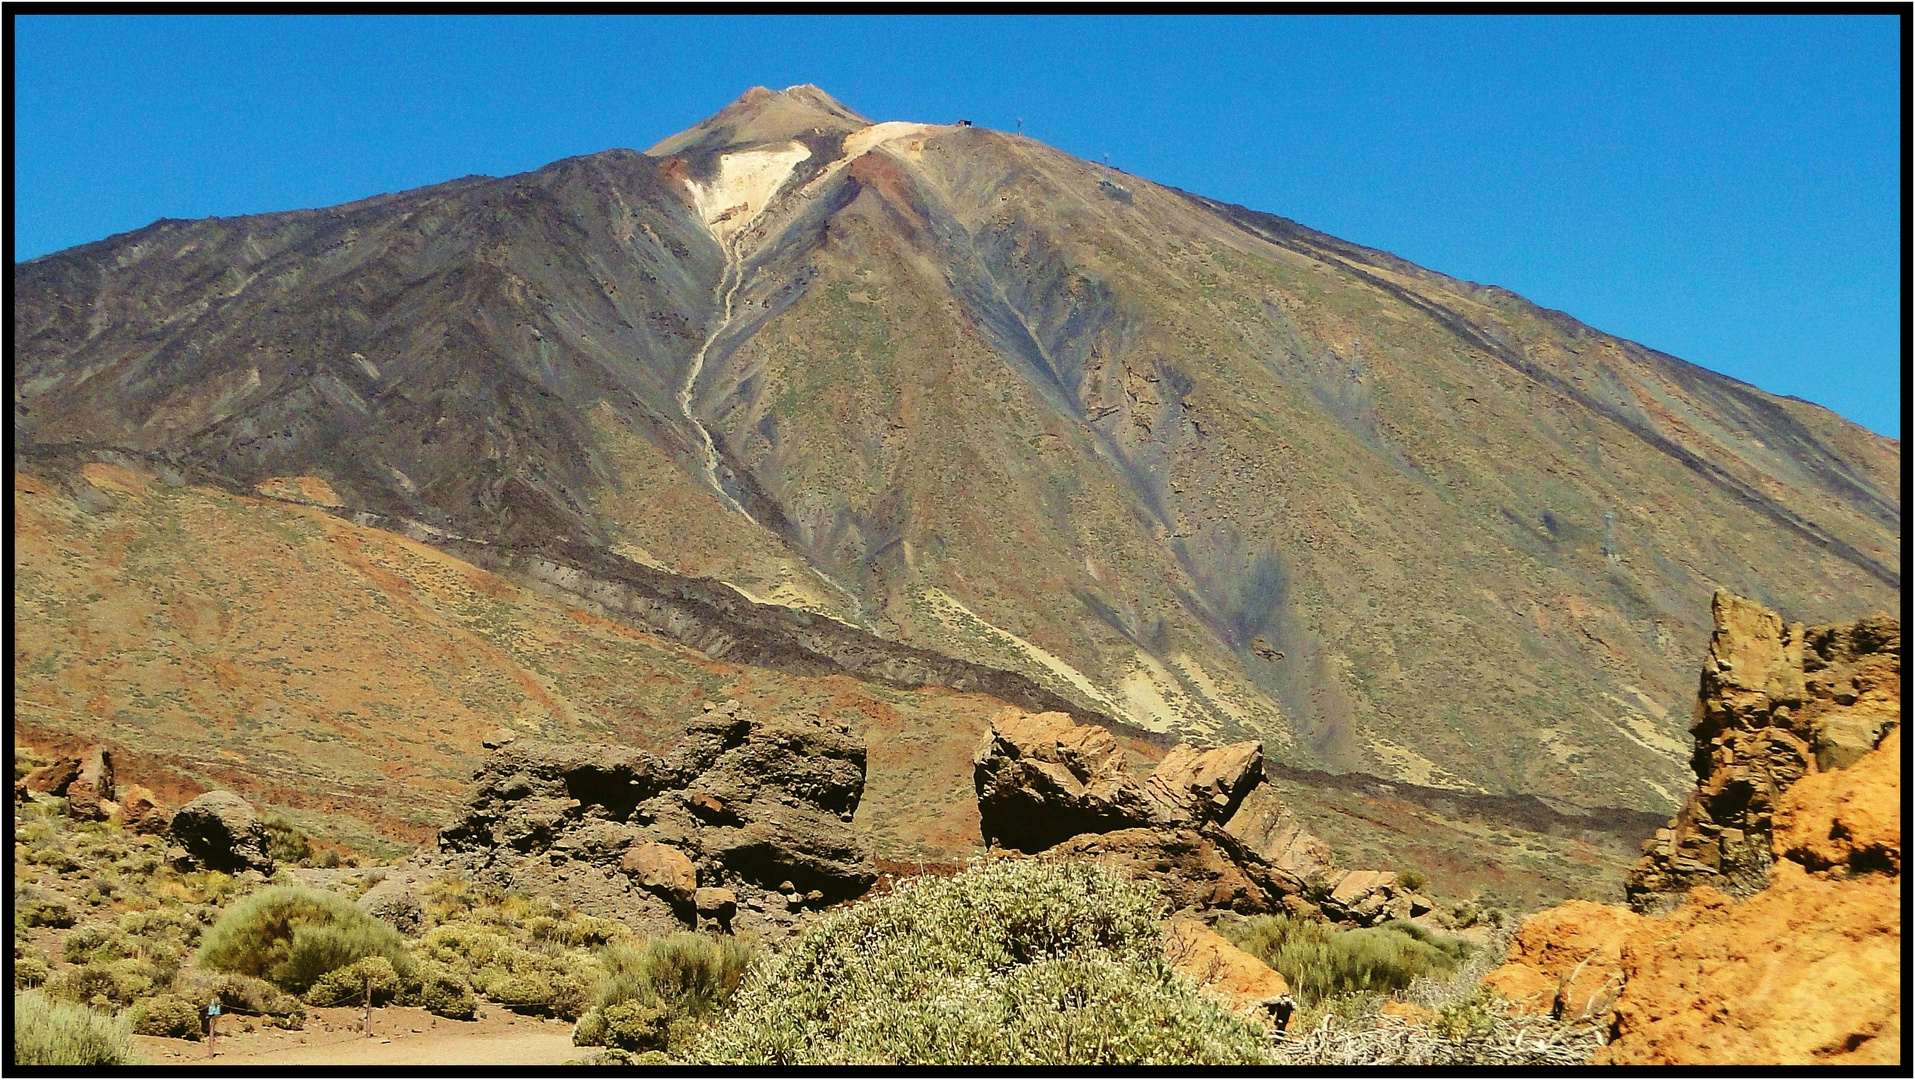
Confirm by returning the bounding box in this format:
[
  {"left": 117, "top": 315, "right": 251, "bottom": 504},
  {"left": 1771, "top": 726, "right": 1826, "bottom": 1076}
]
[
  {"left": 622, "top": 842, "right": 698, "bottom": 904},
  {"left": 1220, "top": 785, "right": 1336, "bottom": 878},
  {"left": 1627, "top": 591, "right": 1901, "bottom": 912},
  {"left": 972, "top": 710, "right": 1167, "bottom": 852},
  {"left": 17, "top": 757, "right": 79, "bottom": 798},
  {"left": 687, "top": 143, "right": 813, "bottom": 242},
  {"left": 1163, "top": 917, "right": 1293, "bottom": 1029},
  {"left": 1144, "top": 742, "right": 1263, "bottom": 824}
]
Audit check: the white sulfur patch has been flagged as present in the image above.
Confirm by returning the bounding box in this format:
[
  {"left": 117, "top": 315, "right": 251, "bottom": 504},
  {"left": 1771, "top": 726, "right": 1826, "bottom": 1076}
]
[{"left": 686, "top": 142, "right": 813, "bottom": 242}]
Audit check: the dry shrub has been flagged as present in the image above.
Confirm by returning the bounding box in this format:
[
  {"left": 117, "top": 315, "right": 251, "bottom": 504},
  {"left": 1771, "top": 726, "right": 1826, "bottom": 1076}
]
[
  {"left": 196, "top": 886, "right": 412, "bottom": 993},
  {"left": 13, "top": 990, "right": 138, "bottom": 1065}
]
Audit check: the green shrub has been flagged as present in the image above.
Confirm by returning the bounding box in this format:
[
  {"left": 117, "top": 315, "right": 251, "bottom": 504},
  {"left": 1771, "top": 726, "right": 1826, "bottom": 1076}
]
[
  {"left": 1225, "top": 915, "right": 1463, "bottom": 1005},
  {"left": 575, "top": 997, "right": 672, "bottom": 1052},
  {"left": 175, "top": 969, "right": 307, "bottom": 1025},
  {"left": 197, "top": 886, "right": 414, "bottom": 993},
  {"left": 13, "top": 990, "right": 138, "bottom": 1065},
  {"left": 130, "top": 994, "right": 205, "bottom": 1040},
  {"left": 413, "top": 967, "right": 479, "bottom": 1021},
  {"left": 304, "top": 955, "right": 403, "bottom": 1007},
  {"left": 17, "top": 891, "right": 74, "bottom": 929},
  {"left": 694, "top": 859, "right": 1269, "bottom": 1065},
  {"left": 43, "top": 957, "right": 162, "bottom": 1009},
  {"left": 14, "top": 951, "right": 51, "bottom": 989},
  {"left": 1397, "top": 869, "right": 1429, "bottom": 894},
  {"left": 263, "top": 818, "right": 314, "bottom": 866}
]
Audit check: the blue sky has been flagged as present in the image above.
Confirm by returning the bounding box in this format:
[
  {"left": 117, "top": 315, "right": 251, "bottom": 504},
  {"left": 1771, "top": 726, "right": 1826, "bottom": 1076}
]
[{"left": 15, "top": 14, "right": 1902, "bottom": 437}]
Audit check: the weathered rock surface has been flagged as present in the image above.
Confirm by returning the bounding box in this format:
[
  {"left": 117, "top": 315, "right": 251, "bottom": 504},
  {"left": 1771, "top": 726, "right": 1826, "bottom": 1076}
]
[
  {"left": 973, "top": 711, "right": 1169, "bottom": 852},
  {"left": 359, "top": 879, "right": 425, "bottom": 936},
  {"left": 434, "top": 700, "right": 874, "bottom": 935},
  {"left": 1479, "top": 900, "right": 1641, "bottom": 1020},
  {"left": 1626, "top": 591, "right": 1900, "bottom": 913},
  {"left": 1220, "top": 785, "right": 1336, "bottom": 878},
  {"left": 1163, "top": 917, "right": 1294, "bottom": 1030},
  {"left": 1314, "top": 869, "right": 1433, "bottom": 928},
  {"left": 1046, "top": 827, "right": 1306, "bottom": 915},
  {"left": 1597, "top": 863, "right": 1900, "bottom": 1065},
  {"left": 16, "top": 756, "right": 79, "bottom": 800},
  {"left": 168, "top": 790, "right": 275, "bottom": 874},
  {"left": 1771, "top": 727, "right": 1900, "bottom": 875},
  {"left": 1143, "top": 742, "right": 1263, "bottom": 824},
  {"left": 65, "top": 745, "right": 115, "bottom": 821},
  {"left": 119, "top": 784, "right": 172, "bottom": 835}
]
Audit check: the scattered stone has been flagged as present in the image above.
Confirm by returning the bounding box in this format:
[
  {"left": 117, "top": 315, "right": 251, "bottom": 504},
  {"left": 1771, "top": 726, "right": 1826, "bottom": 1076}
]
[
  {"left": 66, "top": 745, "right": 115, "bottom": 821},
  {"left": 359, "top": 879, "right": 425, "bottom": 936},
  {"left": 119, "top": 785, "right": 173, "bottom": 835},
  {"left": 168, "top": 790, "right": 276, "bottom": 874}
]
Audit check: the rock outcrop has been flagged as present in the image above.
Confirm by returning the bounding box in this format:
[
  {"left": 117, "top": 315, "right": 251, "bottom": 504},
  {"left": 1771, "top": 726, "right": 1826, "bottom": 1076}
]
[
  {"left": 1315, "top": 869, "right": 1436, "bottom": 928},
  {"left": 168, "top": 790, "right": 276, "bottom": 875},
  {"left": 1626, "top": 591, "right": 1900, "bottom": 913},
  {"left": 974, "top": 711, "right": 1323, "bottom": 918},
  {"left": 16, "top": 756, "right": 80, "bottom": 801},
  {"left": 434, "top": 700, "right": 875, "bottom": 936},
  {"left": 1219, "top": 785, "right": 1337, "bottom": 878},
  {"left": 1483, "top": 594, "right": 1901, "bottom": 1066}
]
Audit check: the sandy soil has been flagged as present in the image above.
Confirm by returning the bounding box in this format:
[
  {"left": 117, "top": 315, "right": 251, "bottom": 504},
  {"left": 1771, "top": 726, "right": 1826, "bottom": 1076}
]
[{"left": 134, "top": 1005, "right": 581, "bottom": 1067}]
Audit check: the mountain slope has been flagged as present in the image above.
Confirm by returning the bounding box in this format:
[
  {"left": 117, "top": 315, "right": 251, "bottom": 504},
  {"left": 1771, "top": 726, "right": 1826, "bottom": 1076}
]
[{"left": 14, "top": 86, "right": 1899, "bottom": 814}]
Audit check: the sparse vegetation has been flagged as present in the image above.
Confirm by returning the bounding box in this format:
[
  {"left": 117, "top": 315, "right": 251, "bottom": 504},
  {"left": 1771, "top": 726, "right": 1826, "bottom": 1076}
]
[
  {"left": 573, "top": 934, "right": 757, "bottom": 1055},
  {"left": 695, "top": 859, "right": 1271, "bottom": 1065}
]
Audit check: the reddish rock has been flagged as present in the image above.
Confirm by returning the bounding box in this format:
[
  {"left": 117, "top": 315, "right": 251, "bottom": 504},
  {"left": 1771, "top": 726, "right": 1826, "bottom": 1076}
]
[
  {"left": 16, "top": 756, "right": 80, "bottom": 800},
  {"left": 973, "top": 710, "right": 1167, "bottom": 852},
  {"left": 621, "top": 842, "right": 698, "bottom": 904},
  {"left": 1163, "top": 917, "right": 1293, "bottom": 1030},
  {"left": 66, "top": 746, "right": 115, "bottom": 821},
  {"left": 1221, "top": 785, "right": 1336, "bottom": 878},
  {"left": 119, "top": 785, "right": 172, "bottom": 835},
  {"left": 1144, "top": 741, "right": 1263, "bottom": 824}
]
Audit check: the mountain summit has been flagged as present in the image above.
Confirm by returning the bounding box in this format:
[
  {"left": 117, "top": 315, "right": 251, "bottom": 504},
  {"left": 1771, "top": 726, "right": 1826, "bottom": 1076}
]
[{"left": 13, "top": 89, "right": 1899, "bottom": 814}]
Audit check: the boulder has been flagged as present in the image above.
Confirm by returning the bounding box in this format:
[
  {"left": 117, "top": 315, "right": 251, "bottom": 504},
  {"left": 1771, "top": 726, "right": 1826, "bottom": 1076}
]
[
  {"left": 973, "top": 711, "right": 1169, "bottom": 852},
  {"left": 168, "top": 791, "right": 275, "bottom": 874},
  {"left": 66, "top": 746, "right": 115, "bottom": 821},
  {"left": 695, "top": 887, "right": 737, "bottom": 931},
  {"left": 1144, "top": 741, "right": 1263, "bottom": 824},
  {"left": 119, "top": 786, "right": 172, "bottom": 835},
  {"left": 621, "top": 842, "right": 697, "bottom": 904},
  {"left": 359, "top": 879, "right": 425, "bottom": 936},
  {"left": 1044, "top": 827, "right": 1303, "bottom": 915},
  {"left": 1163, "top": 917, "right": 1293, "bottom": 1030},
  {"left": 16, "top": 756, "right": 80, "bottom": 800}
]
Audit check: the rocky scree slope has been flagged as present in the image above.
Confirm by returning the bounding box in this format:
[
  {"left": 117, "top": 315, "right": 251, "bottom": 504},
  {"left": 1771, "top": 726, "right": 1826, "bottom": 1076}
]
[{"left": 14, "top": 85, "right": 1901, "bottom": 816}]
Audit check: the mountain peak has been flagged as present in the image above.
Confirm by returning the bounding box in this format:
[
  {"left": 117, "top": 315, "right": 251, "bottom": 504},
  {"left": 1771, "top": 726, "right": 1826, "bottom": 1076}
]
[{"left": 648, "top": 84, "right": 871, "bottom": 158}]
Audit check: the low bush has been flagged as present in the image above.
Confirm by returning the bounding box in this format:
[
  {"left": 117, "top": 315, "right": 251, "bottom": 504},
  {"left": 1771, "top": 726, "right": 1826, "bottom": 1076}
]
[
  {"left": 1227, "top": 915, "right": 1464, "bottom": 1005},
  {"left": 197, "top": 886, "right": 414, "bottom": 994},
  {"left": 408, "top": 963, "right": 479, "bottom": 1021},
  {"left": 13, "top": 990, "right": 138, "bottom": 1065},
  {"left": 574, "top": 935, "right": 757, "bottom": 1056},
  {"left": 14, "top": 950, "right": 51, "bottom": 989},
  {"left": 304, "top": 955, "right": 403, "bottom": 1007},
  {"left": 1396, "top": 869, "right": 1429, "bottom": 894},
  {"left": 574, "top": 997, "right": 672, "bottom": 1053},
  {"left": 43, "top": 957, "right": 163, "bottom": 1010},
  {"left": 262, "top": 818, "right": 314, "bottom": 866},
  {"left": 130, "top": 994, "right": 205, "bottom": 1040},
  {"left": 694, "top": 859, "right": 1270, "bottom": 1065},
  {"left": 175, "top": 968, "right": 307, "bottom": 1025},
  {"left": 17, "top": 890, "right": 74, "bottom": 929}
]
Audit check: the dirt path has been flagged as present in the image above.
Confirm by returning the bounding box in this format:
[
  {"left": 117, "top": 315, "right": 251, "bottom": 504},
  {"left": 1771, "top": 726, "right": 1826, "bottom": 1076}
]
[{"left": 135, "top": 1005, "right": 581, "bottom": 1067}]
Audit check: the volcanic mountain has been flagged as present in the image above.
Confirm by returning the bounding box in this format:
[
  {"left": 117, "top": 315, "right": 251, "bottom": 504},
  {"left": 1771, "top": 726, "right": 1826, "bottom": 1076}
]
[{"left": 14, "top": 85, "right": 1900, "bottom": 818}]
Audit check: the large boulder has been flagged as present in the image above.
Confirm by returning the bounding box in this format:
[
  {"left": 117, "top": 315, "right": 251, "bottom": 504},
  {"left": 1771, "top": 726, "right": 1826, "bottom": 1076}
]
[
  {"left": 168, "top": 791, "right": 275, "bottom": 874},
  {"left": 435, "top": 700, "right": 875, "bottom": 936},
  {"left": 1221, "top": 785, "right": 1337, "bottom": 878},
  {"left": 1044, "top": 827, "right": 1303, "bottom": 915},
  {"left": 359, "top": 879, "right": 425, "bottom": 936},
  {"left": 66, "top": 746, "right": 115, "bottom": 821},
  {"left": 16, "top": 756, "right": 79, "bottom": 801},
  {"left": 973, "top": 711, "right": 1169, "bottom": 852}
]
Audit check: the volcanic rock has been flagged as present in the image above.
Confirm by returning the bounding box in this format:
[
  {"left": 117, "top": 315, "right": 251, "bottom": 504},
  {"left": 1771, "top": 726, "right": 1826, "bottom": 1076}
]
[
  {"left": 434, "top": 700, "right": 873, "bottom": 934},
  {"left": 1626, "top": 592, "right": 1900, "bottom": 912},
  {"left": 973, "top": 711, "right": 1168, "bottom": 853},
  {"left": 119, "top": 785, "right": 172, "bottom": 835},
  {"left": 168, "top": 790, "right": 276, "bottom": 875},
  {"left": 359, "top": 879, "right": 425, "bottom": 936},
  {"left": 1219, "top": 785, "right": 1337, "bottom": 878},
  {"left": 65, "top": 746, "right": 115, "bottom": 821},
  {"left": 1163, "top": 917, "right": 1294, "bottom": 1031},
  {"left": 1143, "top": 741, "right": 1264, "bottom": 824},
  {"left": 16, "top": 756, "right": 79, "bottom": 801},
  {"left": 1045, "top": 827, "right": 1304, "bottom": 915},
  {"left": 1771, "top": 727, "right": 1900, "bottom": 875},
  {"left": 1479, "top": 900, "right": 1641, "bottom": 1020}
]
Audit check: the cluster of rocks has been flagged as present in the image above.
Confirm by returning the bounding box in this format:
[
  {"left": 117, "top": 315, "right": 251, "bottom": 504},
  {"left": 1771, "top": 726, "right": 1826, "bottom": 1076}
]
[
  {"left": 14, "top": 742, "right": 284, "bottom": 876},
  {"left": 1625, "top": 590, "right": 1901, "bottom": 913},
  {"left": 975, "top": 711, "right": 1339, "bottom": 919},
  {"left": 432, "top": 701, "right": 875, "bottom": 937}
]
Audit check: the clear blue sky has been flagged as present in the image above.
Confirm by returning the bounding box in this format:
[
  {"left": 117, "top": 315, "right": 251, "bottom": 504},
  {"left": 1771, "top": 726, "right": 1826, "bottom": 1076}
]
[{"left": 15, "top": 14, "right": 1903, "bottom": 437}]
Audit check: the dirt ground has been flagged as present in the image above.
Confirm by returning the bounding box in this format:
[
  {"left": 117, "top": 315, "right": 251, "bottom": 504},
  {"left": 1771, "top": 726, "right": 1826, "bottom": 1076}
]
[{"left": 133, "top": 1005, "right": 581, "bottom": 1067}]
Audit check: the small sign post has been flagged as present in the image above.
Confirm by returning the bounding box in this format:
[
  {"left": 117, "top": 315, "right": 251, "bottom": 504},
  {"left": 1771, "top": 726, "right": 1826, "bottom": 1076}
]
[{"left": 206, "top": 1000, "right": 222, "bottom": 1058}]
